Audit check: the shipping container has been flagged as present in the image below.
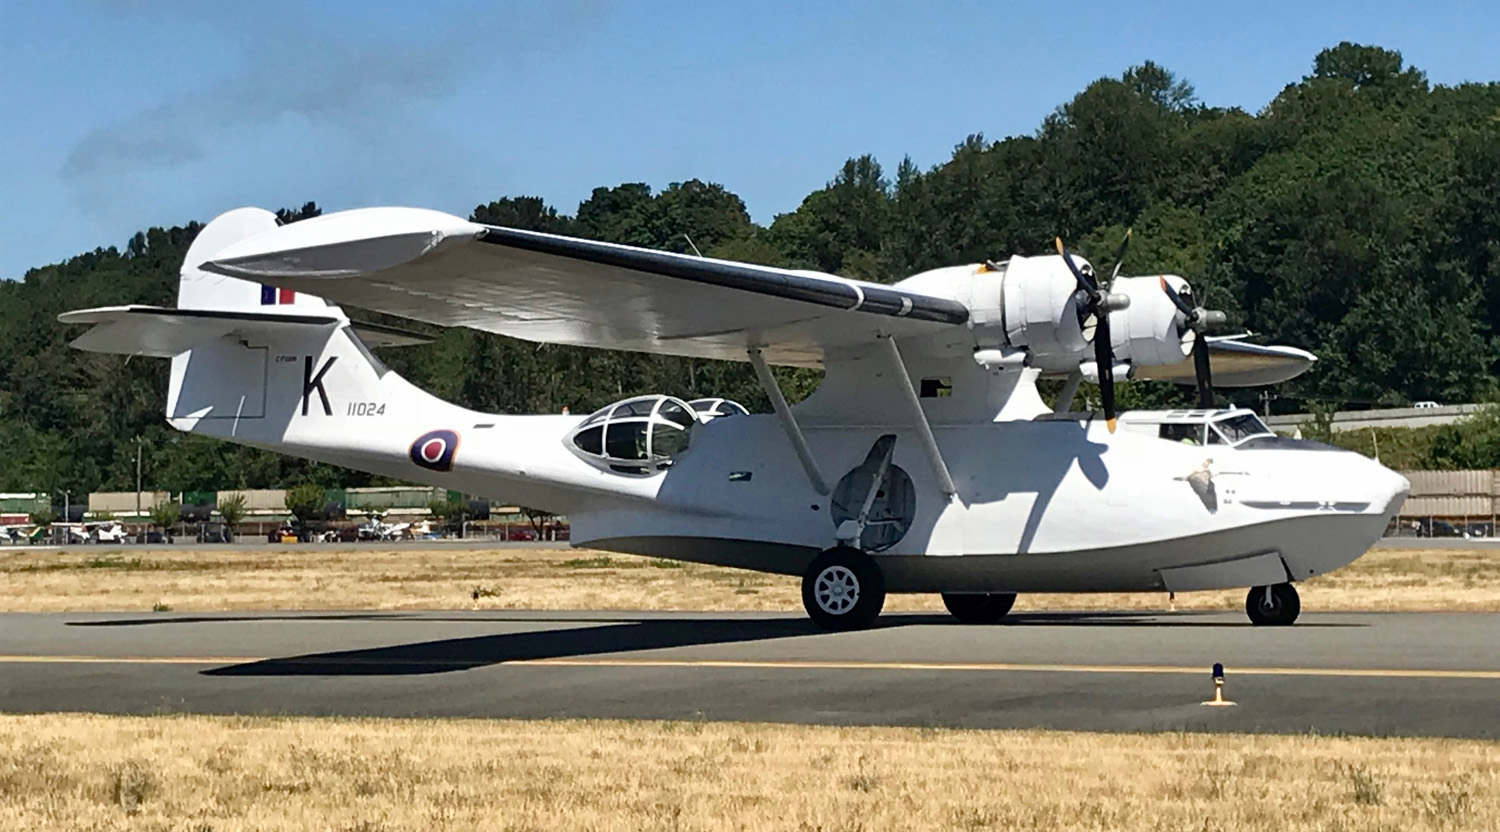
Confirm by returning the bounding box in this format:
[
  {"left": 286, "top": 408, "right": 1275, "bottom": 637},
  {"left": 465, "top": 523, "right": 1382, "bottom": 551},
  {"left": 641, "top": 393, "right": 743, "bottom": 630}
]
[
  {"left": 0, "top": 493, "right": 49, "bottom": 515},
  {"left": 87, "top": 491, "right": 171, "bottom": 515},
  {"left": 1402, "top": 470, "right": 1494, "bottom": 498},
  {"left": 346, "top": 487, "right": 449, "bottom": 512}
]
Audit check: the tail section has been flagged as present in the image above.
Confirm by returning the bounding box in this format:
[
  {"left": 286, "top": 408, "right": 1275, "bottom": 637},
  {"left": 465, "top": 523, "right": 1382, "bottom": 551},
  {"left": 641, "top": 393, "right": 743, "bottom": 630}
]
[
  {"left": 62, "top": 207, "right": 454, "bottom": 467},
  {"left": 59, "top": 207, "right": 610, "bottom": 514}
]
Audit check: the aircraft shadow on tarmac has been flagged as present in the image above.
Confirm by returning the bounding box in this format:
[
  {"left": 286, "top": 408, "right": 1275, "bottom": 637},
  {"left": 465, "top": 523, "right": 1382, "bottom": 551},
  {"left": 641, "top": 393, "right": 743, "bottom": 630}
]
[
  {"left": 200, "top": 617, "right": 818, "bottom": 676},
  {"left": 67, "top": 610, "right": 1347, "bottom": 678}
]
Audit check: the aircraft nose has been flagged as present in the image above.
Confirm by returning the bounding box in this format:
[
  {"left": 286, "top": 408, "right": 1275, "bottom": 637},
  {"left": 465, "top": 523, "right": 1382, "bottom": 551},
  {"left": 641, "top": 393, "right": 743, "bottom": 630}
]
[
  {"left": 1376, "top": 463, "right": 1411, "bottom": 512},
  {"left": 1344, "top": 453, "right": 1409, "bottom": 513}
]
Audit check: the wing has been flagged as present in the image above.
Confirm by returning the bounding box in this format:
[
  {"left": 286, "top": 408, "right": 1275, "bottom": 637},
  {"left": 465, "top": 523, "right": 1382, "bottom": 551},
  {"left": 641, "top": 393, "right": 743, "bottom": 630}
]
[
  {"left": 199, "top": 207, "right": 969, "bottom": 367},
  {"left": 1134, "top": 338, "right": 1317, "bottom": 387}
]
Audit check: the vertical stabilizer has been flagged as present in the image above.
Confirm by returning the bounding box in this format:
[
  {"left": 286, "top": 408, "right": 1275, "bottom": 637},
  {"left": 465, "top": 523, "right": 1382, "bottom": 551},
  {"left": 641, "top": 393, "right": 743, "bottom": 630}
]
[
  {"left": 178, "top": 208, "right": 341, "bottom": 316},
  {"left": 169, "top": 208, "right": 360, "bottom": 431}
]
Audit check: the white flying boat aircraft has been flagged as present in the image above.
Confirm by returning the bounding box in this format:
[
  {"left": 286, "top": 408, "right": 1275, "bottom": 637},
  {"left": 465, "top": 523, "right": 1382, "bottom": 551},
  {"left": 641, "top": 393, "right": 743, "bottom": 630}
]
[{"left": 61, "top": 207, "right": 1408, "bottom": 629}]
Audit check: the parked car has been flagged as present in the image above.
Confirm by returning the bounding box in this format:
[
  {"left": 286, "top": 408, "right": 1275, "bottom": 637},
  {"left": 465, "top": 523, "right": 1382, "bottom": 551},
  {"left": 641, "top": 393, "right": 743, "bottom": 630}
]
[
  {"left": 196, "top": 522, "right": 233, "bottom": 543},
  {"left": 1462, "top": 522, "right": 1493, "bottom": 539},
  {"left": 1414, "top": 518, "right": 1464, "bottom": 538}
]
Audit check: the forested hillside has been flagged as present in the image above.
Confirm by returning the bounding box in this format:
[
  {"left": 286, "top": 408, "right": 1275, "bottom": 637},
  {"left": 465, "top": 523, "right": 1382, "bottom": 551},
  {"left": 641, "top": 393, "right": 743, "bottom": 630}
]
[{"left": 3, "top": 43, "right": 1498, "bottom": 494}]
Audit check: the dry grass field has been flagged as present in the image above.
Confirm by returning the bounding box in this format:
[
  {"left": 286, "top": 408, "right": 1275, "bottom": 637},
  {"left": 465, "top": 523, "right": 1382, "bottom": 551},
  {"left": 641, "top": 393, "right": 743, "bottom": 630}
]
[
  {"left": 0, "top": 713, "right": 1495, "bottom": 831},
  {"left": 1, "top": 542, "right": 1498, "bottom": 614}
]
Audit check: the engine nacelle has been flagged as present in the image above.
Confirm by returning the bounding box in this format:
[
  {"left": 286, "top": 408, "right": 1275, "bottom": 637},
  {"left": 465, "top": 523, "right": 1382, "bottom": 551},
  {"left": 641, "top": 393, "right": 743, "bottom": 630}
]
[
  {"left": 997, "top": 254, "right": 1091, "bottom": 361},
  {"left": 895, "top": 255, "right": 1093, "bottom": 370},
  {"left": 895, "top": 259, "right": 1197, "bottom": 373},
  {"left": 1109, "top": 275, "right": 1193, "bottom": 367}
]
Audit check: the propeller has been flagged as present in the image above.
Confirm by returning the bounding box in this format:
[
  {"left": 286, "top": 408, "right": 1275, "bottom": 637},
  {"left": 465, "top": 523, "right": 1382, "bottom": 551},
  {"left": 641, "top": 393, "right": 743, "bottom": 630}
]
[
  {"left": 1158, "top": 278, "right": 1228, "bottom": 408},
  {"left": 1055, "top": 232, "right": 1132, "bottom": 431}
]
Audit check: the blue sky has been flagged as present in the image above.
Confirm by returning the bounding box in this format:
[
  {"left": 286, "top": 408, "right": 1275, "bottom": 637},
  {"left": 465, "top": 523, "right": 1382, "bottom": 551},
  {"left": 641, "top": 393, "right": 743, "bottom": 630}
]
[{"left": 2, "top": 0, "right": 1497, "bottom": 279}]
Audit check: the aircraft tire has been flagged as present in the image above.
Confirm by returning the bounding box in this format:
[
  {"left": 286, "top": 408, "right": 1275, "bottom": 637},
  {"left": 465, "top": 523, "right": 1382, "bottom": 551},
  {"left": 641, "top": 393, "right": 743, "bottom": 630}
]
[
  {"left": 802, "top": 547, "right": 885, "bottom": 631},
  {"left": 1245, "top": 583, "right": 1300, "bottom": 626},
  {"left": 941, "top": 592, "right": 1017, "bottom": 624}
]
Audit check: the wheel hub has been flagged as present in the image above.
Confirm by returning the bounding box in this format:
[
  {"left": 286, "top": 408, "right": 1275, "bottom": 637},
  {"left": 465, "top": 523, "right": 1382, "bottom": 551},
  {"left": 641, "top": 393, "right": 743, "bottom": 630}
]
[{"left": 815, "top": 565, "right": 860, "bottom": 614}]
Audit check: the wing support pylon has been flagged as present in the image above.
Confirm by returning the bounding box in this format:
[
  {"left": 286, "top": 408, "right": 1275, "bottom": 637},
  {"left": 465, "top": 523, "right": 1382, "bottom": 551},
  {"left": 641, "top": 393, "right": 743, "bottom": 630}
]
[
  {"left": 879, "top": 335, "right": 959, "bottom": 501},
  {"left": 1053, "top": 368, "right": 1084, "bottom": 414},
  {"left": 748, "top": 347, "right": 831, "bottom": 495}
]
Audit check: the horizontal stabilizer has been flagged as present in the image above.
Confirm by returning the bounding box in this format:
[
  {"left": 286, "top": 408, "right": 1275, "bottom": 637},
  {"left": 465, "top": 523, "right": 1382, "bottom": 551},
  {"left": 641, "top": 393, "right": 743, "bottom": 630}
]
[
  {"left": 59, "top": 305, "right": 342, "bottom": 357},
  {"left": 60, "top": 305, "right": 430, "bottom": 356}
]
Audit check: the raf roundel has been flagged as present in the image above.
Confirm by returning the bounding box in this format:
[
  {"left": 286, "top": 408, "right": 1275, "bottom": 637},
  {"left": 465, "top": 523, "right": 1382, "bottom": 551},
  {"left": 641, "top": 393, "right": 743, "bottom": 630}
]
[{"left": 409, "top": 429, "right": 459, "bottom": 472}]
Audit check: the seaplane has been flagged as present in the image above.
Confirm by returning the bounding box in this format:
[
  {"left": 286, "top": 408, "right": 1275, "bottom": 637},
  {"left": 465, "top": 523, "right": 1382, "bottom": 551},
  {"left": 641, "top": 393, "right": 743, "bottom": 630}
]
[{"left": 59, "top": 207, "right": 1409, "bottom": 629}]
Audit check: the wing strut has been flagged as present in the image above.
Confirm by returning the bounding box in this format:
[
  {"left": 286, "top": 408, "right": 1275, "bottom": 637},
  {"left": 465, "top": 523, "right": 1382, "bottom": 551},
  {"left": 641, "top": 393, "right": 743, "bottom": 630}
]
[
  {"left": 1053, "top": 369, "right": 1084, "bottom": 414},
  {"left": 879, "top": 335, "right": 959, "bottom": 501},
  {"left": 748, "top": 347, "right": 831, "bottom": 495}
]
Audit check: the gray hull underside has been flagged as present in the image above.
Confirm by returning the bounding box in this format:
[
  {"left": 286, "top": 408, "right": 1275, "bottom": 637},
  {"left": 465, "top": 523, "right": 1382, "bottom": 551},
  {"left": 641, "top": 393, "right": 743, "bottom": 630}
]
[{"left": 586, "top": 511, "right": 1392, "bottom": 593}]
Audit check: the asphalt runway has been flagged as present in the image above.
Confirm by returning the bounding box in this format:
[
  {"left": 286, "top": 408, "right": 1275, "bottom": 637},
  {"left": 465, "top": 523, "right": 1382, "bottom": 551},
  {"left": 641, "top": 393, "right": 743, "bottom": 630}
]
[{"left": 2, "top": 609, "right": 1498, "bottom": 738}]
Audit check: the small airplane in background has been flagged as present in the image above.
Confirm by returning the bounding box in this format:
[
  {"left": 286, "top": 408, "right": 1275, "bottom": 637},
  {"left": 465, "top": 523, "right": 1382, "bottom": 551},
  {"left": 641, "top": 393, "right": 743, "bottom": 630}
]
[
  {"left": 84, "top": 520, "right": 130, "bottom": 544},
  {"left": 357, "top": 516, "right": 412, "bottom": 541},
  {"left": 61, "top": 206, "right": 1407, "bottom": 629}
]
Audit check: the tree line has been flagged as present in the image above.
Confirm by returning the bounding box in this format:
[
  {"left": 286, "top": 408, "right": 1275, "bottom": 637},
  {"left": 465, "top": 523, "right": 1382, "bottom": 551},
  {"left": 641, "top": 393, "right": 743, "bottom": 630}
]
[{"left": 3, "top": 42, "right": 1498, "bottom": 495}]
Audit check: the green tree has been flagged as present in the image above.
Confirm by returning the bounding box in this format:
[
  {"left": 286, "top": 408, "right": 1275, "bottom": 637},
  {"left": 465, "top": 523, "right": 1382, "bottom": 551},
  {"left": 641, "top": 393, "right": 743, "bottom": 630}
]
[
  {"left": 1427, "top": 406, "right": 1500, "bottom": 469},
  {"left": 217, "top": 493, "right": 247, "bottom": 539},
  {"left": 471, "top": 196, "right": 574, "bottom": 234},
  {"left": 427, "top": 498, "right": 468, "bottom": 536},
  {"left": 148, "top": 500, "right": 181, "bottom": 535},
  {"left": 28, "top": 507, "right": 57, "bottom": 527},
  {"left": 283, "top": 484, "right": 327, "bottom": 533}
]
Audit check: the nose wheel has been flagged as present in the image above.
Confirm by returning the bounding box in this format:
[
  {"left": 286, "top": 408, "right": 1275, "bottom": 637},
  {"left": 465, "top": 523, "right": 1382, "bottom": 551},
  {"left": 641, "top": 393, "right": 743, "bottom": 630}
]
[
  {"left": 802, "top": 547, "right": 886, "bottom": 630},
  {"left": 1246, "top": 583, "right": 1300, "bottom": 626}
]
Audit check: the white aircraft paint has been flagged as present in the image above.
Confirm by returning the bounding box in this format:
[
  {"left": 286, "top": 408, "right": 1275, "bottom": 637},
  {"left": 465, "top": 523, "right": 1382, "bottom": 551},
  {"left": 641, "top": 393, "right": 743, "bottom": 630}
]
[{"left": 60, "top": 207, "right": 1408, "bottom": 627}]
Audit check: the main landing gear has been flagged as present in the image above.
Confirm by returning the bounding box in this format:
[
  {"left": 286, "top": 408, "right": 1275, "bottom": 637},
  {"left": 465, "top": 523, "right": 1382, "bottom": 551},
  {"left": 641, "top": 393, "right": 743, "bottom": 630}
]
[
  {"left": 802, "top": 546, "right": 886, "bottom": 630},
  {"left": 1246, "top": 582, "right": 1300, "bottom": 626},
  {"left": 941, "top": 592, "right": 1017, "bottom": 624}
]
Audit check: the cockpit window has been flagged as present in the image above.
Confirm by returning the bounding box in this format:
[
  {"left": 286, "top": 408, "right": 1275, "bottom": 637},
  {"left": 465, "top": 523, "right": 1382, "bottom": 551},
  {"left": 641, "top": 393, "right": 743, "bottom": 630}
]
[
  {"left": 1159, "top": 423, "right": 1205, "bottom": 445},
  {"left": 1213, "top": 413, "right": 1274, "bottom": 444}
]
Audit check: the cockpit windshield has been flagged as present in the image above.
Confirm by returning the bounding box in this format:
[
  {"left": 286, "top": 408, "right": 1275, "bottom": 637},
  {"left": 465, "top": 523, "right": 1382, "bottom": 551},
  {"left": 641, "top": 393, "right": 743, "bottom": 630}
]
[
  {"left": 1212, "top": 413, "right": 1273, "bottom": 444},
  {"left": 1158, "top": 423, "right": 1206, "bottom": 445},
  {"left": 1148, "top": 410, "right": 1274, "bottom": 448}
]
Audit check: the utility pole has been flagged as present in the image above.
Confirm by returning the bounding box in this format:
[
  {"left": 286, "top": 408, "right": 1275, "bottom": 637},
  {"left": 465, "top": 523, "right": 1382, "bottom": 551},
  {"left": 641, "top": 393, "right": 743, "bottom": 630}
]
[{"left": 135, "top": 436, "right": 143, "bottom": 522}]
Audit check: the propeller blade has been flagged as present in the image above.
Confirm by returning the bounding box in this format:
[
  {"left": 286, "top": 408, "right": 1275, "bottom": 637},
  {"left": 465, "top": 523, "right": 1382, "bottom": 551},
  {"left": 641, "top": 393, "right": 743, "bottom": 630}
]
[
  {"left": 1107, "top": 228, "right": 1133, "bottom": 288},
  {"left": 1193, "top": 334, "right": 1214, "bottom": 408},
  {"left": 1054, "top": 237, "right": 1097, "bottom": 293},
  {"left": 1094, "top": 309, "right": 1117, "bottom": 430},
  {"left": 1158, "top": 275, "right": 1196, "bottom": 318}
]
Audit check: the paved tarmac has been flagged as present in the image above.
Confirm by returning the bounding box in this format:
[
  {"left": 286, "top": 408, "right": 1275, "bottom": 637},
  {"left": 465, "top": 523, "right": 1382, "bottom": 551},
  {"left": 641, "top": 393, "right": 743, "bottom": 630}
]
[{"left": 2, "top": 609, "right": 1498, "bottom": 737}]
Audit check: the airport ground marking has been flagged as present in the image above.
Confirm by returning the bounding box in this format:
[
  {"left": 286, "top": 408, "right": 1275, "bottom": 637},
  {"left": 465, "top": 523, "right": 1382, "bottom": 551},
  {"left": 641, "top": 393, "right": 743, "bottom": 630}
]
[
  {"left": 2, "top": 654, "right": 1499, "bottom": 680},
  {"left": 512, "top": 658, "right": 1500, "bottom": 679}
]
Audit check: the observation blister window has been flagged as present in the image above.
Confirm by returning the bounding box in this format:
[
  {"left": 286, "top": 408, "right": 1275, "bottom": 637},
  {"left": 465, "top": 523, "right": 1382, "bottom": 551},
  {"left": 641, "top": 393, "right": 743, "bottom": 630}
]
[{"left": 567, "top": 395, "right": 698, "bottom": 475}]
